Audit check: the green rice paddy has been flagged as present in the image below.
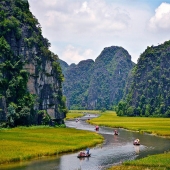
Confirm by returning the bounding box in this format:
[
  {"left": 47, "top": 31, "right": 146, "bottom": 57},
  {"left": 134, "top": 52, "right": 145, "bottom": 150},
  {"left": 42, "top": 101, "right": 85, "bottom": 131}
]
[
  {"left": 1, "top": 110, "right": 170, "bottom": 169},
  {"left": 89, "top": 111, "right": 170, "bottom": 137},
  {"left": 0, "top": 126, "right": 103, "bottom": 165},
  {"left": 88, "top": 111, "right": 170, "bottom": 170},
  {"left": 65, "top": 110, "right": 100, "bottom": 120},
  {"left": 108, "top": 151, "right": 170, "bottom": 170},
  {"left": 65, "top": 111, "right": 84, "bottom": 120}
]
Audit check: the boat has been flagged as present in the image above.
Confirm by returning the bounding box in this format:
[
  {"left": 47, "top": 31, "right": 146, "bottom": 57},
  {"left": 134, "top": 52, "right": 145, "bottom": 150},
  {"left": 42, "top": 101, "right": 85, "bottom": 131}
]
[{"left": 77, "top": 153, "right": 91, "bottom": 158}]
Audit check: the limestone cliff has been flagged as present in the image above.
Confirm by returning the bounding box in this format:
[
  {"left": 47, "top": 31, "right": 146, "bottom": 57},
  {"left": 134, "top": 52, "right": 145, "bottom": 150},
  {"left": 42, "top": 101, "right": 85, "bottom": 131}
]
[
  {"left": 60, "top": 46, "right": 134, "bottom": 110},
  {"left": 117, "top": 41, "right": 170, "bottom": 117},
  {"left": 0, "top": 0, "right": 66, "bottom": 126}
]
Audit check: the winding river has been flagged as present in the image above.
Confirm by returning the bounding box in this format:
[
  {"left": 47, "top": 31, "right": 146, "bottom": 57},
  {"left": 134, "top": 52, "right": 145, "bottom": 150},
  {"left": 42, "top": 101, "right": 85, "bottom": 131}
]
[{"left": 2, "top": 114, "right": 170, "bottom": 170}]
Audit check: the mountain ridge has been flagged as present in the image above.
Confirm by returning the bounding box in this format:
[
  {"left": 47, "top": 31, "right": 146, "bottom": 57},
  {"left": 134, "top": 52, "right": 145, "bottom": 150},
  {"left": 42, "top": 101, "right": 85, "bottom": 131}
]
[{"left": 60, "top": 46, "right": 135, "bottom": 110}]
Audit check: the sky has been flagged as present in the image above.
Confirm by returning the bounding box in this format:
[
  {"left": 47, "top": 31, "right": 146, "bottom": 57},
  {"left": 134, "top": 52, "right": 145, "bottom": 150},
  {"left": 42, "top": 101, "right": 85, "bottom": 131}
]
[{"left": 28, "top": 0, "right": 170, "bottom": 65}]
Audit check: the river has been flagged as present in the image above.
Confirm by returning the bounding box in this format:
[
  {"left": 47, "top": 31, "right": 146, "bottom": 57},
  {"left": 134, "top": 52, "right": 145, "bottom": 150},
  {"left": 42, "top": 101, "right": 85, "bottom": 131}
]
[{"left": 1, "top": 114, "right": 170, "bottom": 170}]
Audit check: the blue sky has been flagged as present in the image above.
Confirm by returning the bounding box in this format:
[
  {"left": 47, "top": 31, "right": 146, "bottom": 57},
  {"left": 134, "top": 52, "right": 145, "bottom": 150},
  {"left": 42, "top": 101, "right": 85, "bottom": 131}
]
[{"left": 28, "top": 0, "right": 170, "bottom": 64}]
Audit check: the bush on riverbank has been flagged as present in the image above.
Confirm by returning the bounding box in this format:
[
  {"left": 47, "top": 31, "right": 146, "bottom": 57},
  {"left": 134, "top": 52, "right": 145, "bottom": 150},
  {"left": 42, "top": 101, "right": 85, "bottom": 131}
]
[{"left": 0, "top": 126, "right": 103, "bottom": 165}]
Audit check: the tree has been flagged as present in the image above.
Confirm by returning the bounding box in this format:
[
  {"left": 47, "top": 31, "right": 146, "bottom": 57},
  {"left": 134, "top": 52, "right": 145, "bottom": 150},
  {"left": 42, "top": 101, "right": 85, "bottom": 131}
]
[
  {"left": 127, "top": 106, "right": 135, "bottom": 116},
  {"left": 116, "top": 100, "right": 127, "bottom": 116}
]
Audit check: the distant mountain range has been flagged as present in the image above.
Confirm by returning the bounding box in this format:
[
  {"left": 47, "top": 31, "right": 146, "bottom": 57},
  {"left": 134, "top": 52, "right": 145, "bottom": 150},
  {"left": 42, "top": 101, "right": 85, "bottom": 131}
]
[
  {"left": 60, "top": 46, "right": 135, "bottom": 110},
  {"left": 60, "top": 40, "right": 170, "bottom": 117}
]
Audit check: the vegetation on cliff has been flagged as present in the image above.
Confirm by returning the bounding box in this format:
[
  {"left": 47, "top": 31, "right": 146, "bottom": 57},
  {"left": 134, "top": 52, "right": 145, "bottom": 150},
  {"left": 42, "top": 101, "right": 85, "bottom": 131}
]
[
  {"left": 61, "top": 47, "right": 134, "bottom": 110},
  {"left": 116, "top": 41, "right": 170, "bottom": 117},
  {"left": 62, "top": 59, "right": 95, "bottom": 110},
  {"left": 0, "top": 0, "right": 67, "bottom": 127}
]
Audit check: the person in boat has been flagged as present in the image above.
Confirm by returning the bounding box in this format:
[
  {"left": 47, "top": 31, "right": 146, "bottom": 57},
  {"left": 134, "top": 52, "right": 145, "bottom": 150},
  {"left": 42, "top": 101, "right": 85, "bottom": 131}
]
[
  {"left": 95, "top": 125, "right": 99, "bottom": 131},
  {"left": 86, "top": 148, "right": 90, "bottom": 155},
  {"left": 134, "top": 139, "right": 140, "bottom": 145},
  {"left": 79, "top": 151, "right": 85, "bottom": 157},
  {"left": 114, "top": 129, "right": 118, "bottom": 135}
]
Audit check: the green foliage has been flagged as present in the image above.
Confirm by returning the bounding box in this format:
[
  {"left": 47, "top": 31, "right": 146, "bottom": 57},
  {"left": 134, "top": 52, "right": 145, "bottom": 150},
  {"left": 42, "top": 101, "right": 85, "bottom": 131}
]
[
  {"left": 0, "top": 0, "right": 67, "bottom": 127},
  {"left": 52, "top": 61, "right": 64, "bottom": 82},
  {"left": 17, "top": 107, "right": 31, "bottom": 126},
  {"left": 0, "top": 36, "right": 10, "bottom": 56},
  {"left": 126, "top": 106, "right": 135, "bottom": 116},
  {"left": 117, "top": 40, "right": 170, "bottom": 117},
  {"left": 101, "top": 108, "right": 106, "bottom": 112},
  {"left": 38, "top": 110, "right": 51, "bottom": 125},
  {"left": 61, "top": 47, "right": 134, "bottom": 110},
  {"left": 0, "top": 16, "right": 21, "bottom": 39},
  {"left": 116, "top": 100, "right": 127, "bottom": 116},
  {"left": 7, "top": 104, "right": 17, "bottom": 127}
]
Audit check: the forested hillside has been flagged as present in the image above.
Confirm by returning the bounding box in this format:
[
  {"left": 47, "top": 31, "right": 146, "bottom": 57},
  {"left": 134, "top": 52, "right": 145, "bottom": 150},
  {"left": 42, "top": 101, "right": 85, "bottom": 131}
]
[
  {"left": 62, "top": 59, "right": 94, "bottom": 110},
  {"left": 117, "top": 41, "right": 170, "bottom": 117},
  {"left": 60, "top": 46, "right": 134, "bottom": 110},
  {"left": 0, "top": 0, "right": 67, "bottom": 127}
]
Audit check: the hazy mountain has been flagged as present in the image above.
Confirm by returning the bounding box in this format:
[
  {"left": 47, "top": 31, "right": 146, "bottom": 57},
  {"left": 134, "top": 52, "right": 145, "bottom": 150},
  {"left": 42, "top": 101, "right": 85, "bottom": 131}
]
[{"left": 60, "top": 46, "right": 135, "bottom": 110}]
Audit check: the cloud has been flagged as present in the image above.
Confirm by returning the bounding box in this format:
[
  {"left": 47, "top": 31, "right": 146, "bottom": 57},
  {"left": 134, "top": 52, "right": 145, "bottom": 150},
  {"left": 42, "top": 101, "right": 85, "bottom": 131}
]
[
  {"left": 149, "top": 2, "right": 170, "bottom": 31},
  {"left": 29, "top": 0, "right": 130, "bottom": 38},
  {"left": 41, "top": 0, "right": 58, "bottom": 7},
  {"left": 60, "top": 45, "right": 94, "bottom": 64},
  {"left": 28, "top": 0, "right": 170, "bottom": 65}
]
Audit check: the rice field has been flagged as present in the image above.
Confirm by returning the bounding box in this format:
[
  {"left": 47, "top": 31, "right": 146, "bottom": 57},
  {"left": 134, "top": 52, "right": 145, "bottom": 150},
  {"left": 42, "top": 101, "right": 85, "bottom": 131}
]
[
  {"left": 65, "top": 111, "right": 84, "bottom": 120},
  {"left": 65, "top": 110, "right": 100, "bottom": 120},
  {"left": 88, "top": 111, "right": 170, "bottom": 170},
  {"left": 89, "top": 111, "right": 170, "bottom": 137},
  {"left": 108, "top": 151, "right": 170, "bottom": 170},
  {"left": 0, "top": 126, "right": 103, "bottom": 164}
]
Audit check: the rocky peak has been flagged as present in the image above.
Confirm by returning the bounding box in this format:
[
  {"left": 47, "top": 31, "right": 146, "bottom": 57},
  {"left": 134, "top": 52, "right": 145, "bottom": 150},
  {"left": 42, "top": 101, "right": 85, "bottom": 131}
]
[{"left": 0, "top": 0, "right": 67, "bottom": 126}]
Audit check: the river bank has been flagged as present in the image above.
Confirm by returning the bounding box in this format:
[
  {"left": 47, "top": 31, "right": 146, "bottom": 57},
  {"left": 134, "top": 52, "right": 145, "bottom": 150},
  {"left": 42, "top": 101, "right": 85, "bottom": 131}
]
[
  {"left": 88, "top": 111, "right": 170, "bottom": 169},
  {"left": 0, "top": 126, "right": 103, "bottom": 165},
  {"left": 1, "top": 110, "right": 170, "bottom": 169}
]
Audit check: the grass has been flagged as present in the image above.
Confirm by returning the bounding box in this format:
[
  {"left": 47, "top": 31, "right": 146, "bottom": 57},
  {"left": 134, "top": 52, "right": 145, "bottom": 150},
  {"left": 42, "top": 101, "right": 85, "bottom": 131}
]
[
  {"left": 0, "top": 126, "right": 103, "bottom": 165},
  {"left": 108, "top": 151, "right": 170, "bottom": 170},
  {"left": 65, "top": 110, "right": 100, "bottom": 120},
  {"left": 88, "top": 111, "right": 170, "bottom": 170},
  {"left": 88, "top": 111, "right": 170, "bottom": 137},
  {"left": 65, "top": 111, "right": 84, "bottom": 120},
  {"left": 68, "top": 110, "right": 100, "bottom": 114}
]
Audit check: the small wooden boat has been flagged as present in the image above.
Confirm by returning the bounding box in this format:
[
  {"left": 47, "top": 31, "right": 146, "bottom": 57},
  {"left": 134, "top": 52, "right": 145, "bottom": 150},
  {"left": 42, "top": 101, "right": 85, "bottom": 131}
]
[{"left": 77, "top": 153, "right": 91, "bottom": 158}]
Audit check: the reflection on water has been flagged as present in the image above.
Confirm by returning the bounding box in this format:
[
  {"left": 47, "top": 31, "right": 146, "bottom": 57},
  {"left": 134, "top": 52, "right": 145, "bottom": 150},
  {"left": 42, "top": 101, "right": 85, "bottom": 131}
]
[{"left": 1, "top": 115, "right": 170, "bottom": 170}]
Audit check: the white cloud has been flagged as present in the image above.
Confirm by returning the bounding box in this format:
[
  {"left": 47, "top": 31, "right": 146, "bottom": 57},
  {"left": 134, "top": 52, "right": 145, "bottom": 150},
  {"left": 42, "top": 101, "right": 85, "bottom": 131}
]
[
  {"left": 149, "top": 2, "right": 170, "bottom": 30},
  {"left": 29, "top": 0, "right": 130, "bottom": 37},
  {"left": 60, "top": 45, "right": 94, "bottom": 64},
  {"left": 41, "top": 0, "right": 58, "bottom": 7},
  {"left": 28, "top": 0, "right": 170, "bottom": 65}
]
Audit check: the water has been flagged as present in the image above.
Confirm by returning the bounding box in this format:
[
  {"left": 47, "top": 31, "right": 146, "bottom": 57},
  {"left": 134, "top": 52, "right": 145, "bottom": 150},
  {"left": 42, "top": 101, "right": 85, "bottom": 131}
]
[{"left": 1, "top": 114, "right": 170, "bottom": 170}]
